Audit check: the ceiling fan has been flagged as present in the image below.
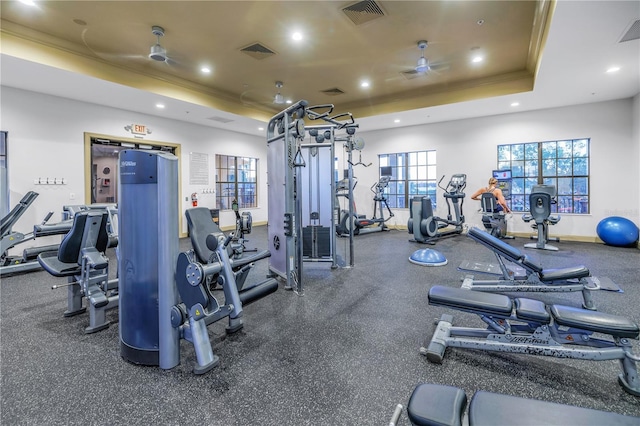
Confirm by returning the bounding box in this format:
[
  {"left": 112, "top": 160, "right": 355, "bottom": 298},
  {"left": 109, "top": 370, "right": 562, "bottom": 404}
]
[
  {"left": 240, "top": 81, "right": 291, "bottom": 111},
  {"left": 149, "top": 26, "right": 169, "bottom": 62},
  {"left": 415, "top": 40, "right": 431, "bottom": 73},
  {"left": 273, "top": 81, "right": 285, "bottom": 104}
]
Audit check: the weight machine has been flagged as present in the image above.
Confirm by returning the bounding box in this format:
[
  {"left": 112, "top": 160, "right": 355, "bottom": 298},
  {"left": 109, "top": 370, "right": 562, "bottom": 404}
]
[
  {"left": 1, "top": 191, "right": 73, "bottom": 276},
  {"left": 267, "top": 102, "right": 359, "bottom": 295}
]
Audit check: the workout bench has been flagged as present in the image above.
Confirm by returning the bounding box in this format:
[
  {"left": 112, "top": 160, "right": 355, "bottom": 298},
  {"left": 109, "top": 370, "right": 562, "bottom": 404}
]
[
  {"left": 421, "top": 286, "right": 640, "bottom": 396},
  {"left": 462, "top": 226, "right": 601, "bottom": 309},
  {"left": 404, "top": 383, "right": 638, "bottom": 425}
]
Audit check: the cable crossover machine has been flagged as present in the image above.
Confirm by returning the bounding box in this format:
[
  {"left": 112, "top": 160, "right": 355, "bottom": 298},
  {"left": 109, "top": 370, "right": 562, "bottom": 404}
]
[{"left": 267, "top": 101, "right": 364, "bottom": 295}]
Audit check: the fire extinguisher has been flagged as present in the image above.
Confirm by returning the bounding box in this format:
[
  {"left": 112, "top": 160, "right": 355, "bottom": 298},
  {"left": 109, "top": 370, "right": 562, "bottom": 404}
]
[{"left": 191, "top": 192, "right": 198, "bottom": 207}]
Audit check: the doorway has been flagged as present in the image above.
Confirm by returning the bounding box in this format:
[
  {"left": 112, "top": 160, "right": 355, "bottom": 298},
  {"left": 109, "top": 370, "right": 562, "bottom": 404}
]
[{"left": 85, "top": 133, "right": 180, "bottom": 205}]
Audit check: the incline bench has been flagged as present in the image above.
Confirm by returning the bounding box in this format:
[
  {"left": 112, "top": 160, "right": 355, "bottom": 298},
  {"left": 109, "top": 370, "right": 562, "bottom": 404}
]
[
  {"left": 462, "top": 226, "right": 601, "bottom": 309},
  {"left": 421, "top": 285, "right": 640, "bottom": 396}
]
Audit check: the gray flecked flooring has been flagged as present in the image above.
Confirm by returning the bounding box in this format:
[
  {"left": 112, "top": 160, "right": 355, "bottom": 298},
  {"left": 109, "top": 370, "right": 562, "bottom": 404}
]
[{"left": 1, "top": 226, "right": 639, "bottom": 425}]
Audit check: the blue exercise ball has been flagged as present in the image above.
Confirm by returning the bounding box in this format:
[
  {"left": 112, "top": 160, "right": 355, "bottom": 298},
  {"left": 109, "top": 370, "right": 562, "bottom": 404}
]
[
  {"left": 596, "top": 216, "right": 639, "bottom": 247},
  {"left": 409, "top": 248, "right": 448, "bottom": 266}
]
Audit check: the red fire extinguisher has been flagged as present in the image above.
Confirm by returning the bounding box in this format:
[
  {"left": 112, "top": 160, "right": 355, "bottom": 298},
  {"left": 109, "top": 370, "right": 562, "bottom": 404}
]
[{"left": 191, "top": 192, "right": 198, "bottom": 207}]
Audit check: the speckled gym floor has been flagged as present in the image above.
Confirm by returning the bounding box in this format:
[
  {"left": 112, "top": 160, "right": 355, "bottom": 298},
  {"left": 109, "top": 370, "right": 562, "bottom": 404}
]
[{"left": 2, "top": 226, "right": 639, "bottom": 425}]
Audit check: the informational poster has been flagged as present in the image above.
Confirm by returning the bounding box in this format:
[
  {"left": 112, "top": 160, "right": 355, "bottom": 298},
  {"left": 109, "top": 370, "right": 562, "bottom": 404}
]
[{"left": 189, "top": 152, "right": 209, "bottom": 185}]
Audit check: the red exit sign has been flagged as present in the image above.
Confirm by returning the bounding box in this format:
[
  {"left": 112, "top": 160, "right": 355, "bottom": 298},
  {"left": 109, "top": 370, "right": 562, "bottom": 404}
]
[
  {"left": 131, "top": 124, "right": 147, "bottom": 135},
  {"left": 124, "top": 123, "right": 151, "bottom": 137}
]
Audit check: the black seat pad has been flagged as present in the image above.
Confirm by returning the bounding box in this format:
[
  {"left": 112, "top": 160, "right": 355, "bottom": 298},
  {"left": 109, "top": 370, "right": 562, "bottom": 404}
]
[
  {"left": 550, "top": 304, "right": 639, "bottom": 339},
  {"left": 540, "top": 265, "right": 590, "bottom": 281},
  {"left": 470, "top": 390, "right": 639, "bottom": 426},
  {"left": 38, "top": 251, "right": 80, "bottom": 277},
  {"left": 408, "top": 383, "right": 467, "bottom": 426},
  {"left": 428, "top": 286, "right": 513, "bottom": 317}
]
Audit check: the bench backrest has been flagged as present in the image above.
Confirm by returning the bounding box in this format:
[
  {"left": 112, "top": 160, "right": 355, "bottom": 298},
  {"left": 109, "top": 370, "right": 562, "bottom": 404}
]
[
  {"left": 529, "top": 192, "right": 552, "bottom": 224},
  {"left": 58, "top": 211, "right": 109, "bottom": 264},
  {"left": 480, "top": 193, "right": 499, "bottom": 214},
  {"left": 185, "top": 207, "right": 224, "bottom": 264},
  {"left": 467, "top": 227, "right": 523, "bottom": 262}
]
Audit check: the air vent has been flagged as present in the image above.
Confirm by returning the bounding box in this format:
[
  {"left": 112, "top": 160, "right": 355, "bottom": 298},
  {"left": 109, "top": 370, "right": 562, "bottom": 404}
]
[
  {"left": 240, "top": 42, "right": 277, "bottom": 60},
  {"left": 207, "top": 116, "right": 234, "bottom": 124},
  {"left": 321, "top": 87, "right": 346, "bottom": 96},
  {"left": 400, "top": 69, "right": 422, "bottom": 80},
  {"left": 619, "top": 19, "right": 640, "bottom": 43},
  {"left": 342, "top": 1, "right": 385, "bottom": 26}
]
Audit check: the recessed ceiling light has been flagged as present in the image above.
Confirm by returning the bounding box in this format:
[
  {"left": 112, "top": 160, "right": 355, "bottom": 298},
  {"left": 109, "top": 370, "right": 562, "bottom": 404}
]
[
  {"left": 472, "top": 56, "right": 483, "bottom": 63},
  {"left": 156, "top": 103, "right": 165, "bottom": 109},
  {"left": 606, "top": 66, "right": 620, "bottom": 73},
  {"left": 360, "top": 81, "right": 370, "bottom": 88},
  {"left": 19, "top": 0, "right": 36, "bottom": 6},
  {"left": 258, "top": 127, "right": 264, "bottom": 131},
  {"left": 292, "top": 31, "right": 303, "bottom": 41},
  {"left": 394, "top": 119, "right": 401, "bottom": 123},
  {"left": 511, "top": 102, "right": 520, "bottom": 107},
  {"left": 201, "top": 66, "right": 211, "bottom": 74}
]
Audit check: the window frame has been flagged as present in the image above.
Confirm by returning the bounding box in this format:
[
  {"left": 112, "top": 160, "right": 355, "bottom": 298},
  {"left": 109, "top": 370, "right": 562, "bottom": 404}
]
[
  {"left": 378, "top": 150, "right": 437, "bottom": 209},
  {"left": 497, "top": 138, "right": 590, "bottom": 214},
  {"left": 215, "top": 154, "right": 258, "bottom": 210}
]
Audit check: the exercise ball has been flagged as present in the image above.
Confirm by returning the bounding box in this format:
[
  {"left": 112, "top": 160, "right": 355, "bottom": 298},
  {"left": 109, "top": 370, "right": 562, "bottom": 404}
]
[
  {"left": 409, "top": 248, "right": 448, "bottom": 266},
  {"left": 596, "top": 216, "right": 639, "bottom": 247}
]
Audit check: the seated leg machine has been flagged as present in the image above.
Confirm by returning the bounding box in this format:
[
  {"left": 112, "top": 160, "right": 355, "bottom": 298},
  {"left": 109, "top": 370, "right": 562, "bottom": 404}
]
[{"left": 38, "top": 210, "right": 118, "bottom": 334}]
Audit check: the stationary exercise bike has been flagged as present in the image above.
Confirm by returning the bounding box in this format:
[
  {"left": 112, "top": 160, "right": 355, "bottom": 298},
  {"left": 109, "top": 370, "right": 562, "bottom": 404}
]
[
  {"left": 336, "top": 173, "right": 394, "bottom": 236},
  {"left": 408, "top": 174, "right": 466, "bottom": 244},
  {"left": 522, "top": 185, "right": 561, "bottom": 250}
]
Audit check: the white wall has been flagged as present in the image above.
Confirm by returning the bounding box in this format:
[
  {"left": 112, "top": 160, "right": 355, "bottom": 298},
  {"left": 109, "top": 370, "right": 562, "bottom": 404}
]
[
  {"left": 355, "top": 98, "right": 639, "bottom": 240},
  {"left": 1, "top": 86, "right": 266, "bottom": 253}
]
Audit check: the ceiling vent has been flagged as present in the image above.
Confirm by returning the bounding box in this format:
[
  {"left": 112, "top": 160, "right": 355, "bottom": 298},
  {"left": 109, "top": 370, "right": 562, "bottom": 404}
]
[
  {"left": 321, "top": 87, "right": 346, "bottom": 96},
  {"left": 342, "top": 1, "right": 385, "bottom": 26},
  {"left": 240, "top": 42, "right": 277, "bottom": 60},
  {"left": 207, "top": 116, "right": 234, "bottom": 124},
  {"left": 400, "top": 69, "right": 422, "bottom": 80},
  {"left": 619, "top": 19, "right": 640, "bottom": 43}
]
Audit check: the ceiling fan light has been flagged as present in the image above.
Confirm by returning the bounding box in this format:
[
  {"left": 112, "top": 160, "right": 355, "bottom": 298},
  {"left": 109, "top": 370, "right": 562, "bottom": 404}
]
[
  {"left": 273, "top": 93, "right": 285, "bottom": 104},
  {"left": 415, "top": 56, "right": 430, "bottom": 73},
  {"left": 149, "top": 44, "right": 167, "bottom": 61}
]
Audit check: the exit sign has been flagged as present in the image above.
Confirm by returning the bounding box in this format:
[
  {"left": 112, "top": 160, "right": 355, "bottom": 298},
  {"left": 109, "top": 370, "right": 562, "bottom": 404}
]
[
  {"left": 132, "top": 124, "right": 147, "bottom": 135},
  {"left": 124, "top": 123, "right": 152, "bottom": 137}
]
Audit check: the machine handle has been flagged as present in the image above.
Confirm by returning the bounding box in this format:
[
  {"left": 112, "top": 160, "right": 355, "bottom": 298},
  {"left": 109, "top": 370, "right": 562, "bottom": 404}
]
[{"left": 41, "top": 211, "right": 54, "bottom": 224}]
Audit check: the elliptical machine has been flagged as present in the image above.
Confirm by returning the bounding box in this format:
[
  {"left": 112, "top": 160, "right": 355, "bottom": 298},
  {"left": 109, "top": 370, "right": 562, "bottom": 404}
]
[
  {"left": 230, "top": 199, "right": 256, "bottom": 256},
  {"left": 336, "top": 169, "right": 394, "bottom": 236},
  {"left": 408, "top": 174, "right": 466, "bottom": 244}
]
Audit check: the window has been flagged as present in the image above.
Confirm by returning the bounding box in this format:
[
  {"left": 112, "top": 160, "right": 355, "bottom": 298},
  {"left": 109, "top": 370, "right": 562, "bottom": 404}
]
[
  {"left": 497, "top": 139, "right": 589, "bottom": 213},
  {"left": 379, "top": 150, "right": 437, "bottom": 208},
  {"left": 216, "top": 155, "right": 258, "bottom": 210}
]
